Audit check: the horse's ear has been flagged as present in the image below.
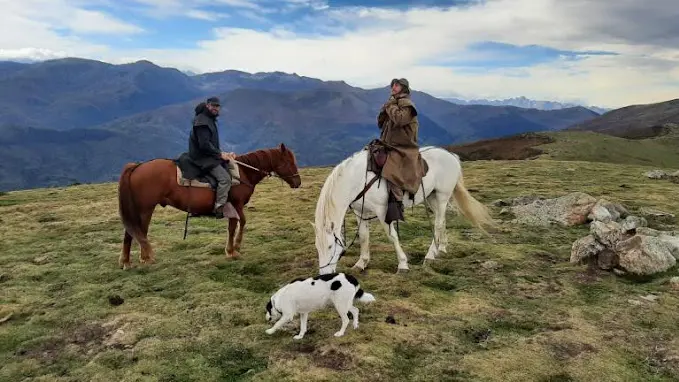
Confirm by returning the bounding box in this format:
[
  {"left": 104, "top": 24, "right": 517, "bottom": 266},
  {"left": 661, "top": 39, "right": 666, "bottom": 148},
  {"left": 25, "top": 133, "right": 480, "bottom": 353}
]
[{"left": 280, "top": 143, "right": 287, "bottom": 152}]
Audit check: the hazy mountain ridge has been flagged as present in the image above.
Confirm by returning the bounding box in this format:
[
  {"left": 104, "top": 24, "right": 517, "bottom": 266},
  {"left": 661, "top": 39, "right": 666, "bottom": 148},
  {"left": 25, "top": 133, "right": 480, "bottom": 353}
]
[{"left": 0, "top": 58, "right": 601, "bottom": 190}]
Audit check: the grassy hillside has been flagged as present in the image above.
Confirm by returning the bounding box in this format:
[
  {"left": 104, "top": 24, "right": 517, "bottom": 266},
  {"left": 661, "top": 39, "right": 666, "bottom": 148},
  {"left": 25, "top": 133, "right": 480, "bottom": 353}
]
[
  {"left": 539, "top": 131, "right": 679, "bottom": 169},
  {"left": 446, "top": 130, "right": 679, "bottom": 170},
  {"left": 1, "top": 159, "right": 678, "bottom": 381},
  {"left": 567, "top": 98, "right": 679, "bottom": 135}
]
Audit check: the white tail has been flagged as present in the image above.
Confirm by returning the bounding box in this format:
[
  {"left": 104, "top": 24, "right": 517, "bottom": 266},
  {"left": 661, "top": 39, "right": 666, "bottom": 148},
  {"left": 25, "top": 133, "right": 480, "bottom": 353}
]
[
  {"left": 354, "top": 288, "right": 376, "bottom": 303},
  {"left": 452, "top": 172, "right": 496, "bottom": 235}
]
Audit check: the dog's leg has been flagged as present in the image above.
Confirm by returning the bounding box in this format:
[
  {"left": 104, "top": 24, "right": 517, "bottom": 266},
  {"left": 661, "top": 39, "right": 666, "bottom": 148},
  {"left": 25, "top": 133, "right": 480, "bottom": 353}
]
[
  {"left": 333, "top": 301, "right": 351, "bottom": 337},
  {"left": 265, "top": 313, "right": 293, "bottom": 335},
  {"left": 349, "top": 306, "right": 359, "bottom": 330},
  {"left": 293, "top": 312, "right": 309, "bottom": 340}
]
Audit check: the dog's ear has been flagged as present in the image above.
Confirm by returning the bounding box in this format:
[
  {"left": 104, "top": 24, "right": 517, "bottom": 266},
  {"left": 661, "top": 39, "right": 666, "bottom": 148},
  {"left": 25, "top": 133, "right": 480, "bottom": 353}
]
[{"left": 266, "top": 300, "right": 272, "bottom": 314}]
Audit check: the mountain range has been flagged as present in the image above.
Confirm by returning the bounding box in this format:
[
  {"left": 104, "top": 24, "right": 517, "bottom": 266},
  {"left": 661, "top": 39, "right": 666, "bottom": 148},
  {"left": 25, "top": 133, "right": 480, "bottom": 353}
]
[
  {"left": 0, "top": 57, "right": 609, "bottom": 191},
  {"left": 443, "top": 96, "right": 610, "bottom": 114}
]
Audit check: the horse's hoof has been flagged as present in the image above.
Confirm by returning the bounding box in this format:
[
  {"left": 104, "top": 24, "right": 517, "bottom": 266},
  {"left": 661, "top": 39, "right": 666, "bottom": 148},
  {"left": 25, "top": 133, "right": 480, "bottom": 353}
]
[
  {"left": 121, "top": 263, "right": 132, "bottom": 270},
  {"left": 423, "top": 257, "right": 436, "bottom": 266},
  {"left": 226, "top": 251, "right": 241, "bottom": 259},
  {"left": 396, "top": 268, "right": 410, "bottom": 274}
]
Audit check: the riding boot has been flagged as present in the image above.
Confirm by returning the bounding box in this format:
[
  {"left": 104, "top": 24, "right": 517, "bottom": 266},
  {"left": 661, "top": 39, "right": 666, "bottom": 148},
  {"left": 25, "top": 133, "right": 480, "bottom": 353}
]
[{"left": 385, "top": 184, "right": 405, "bottom": 224}]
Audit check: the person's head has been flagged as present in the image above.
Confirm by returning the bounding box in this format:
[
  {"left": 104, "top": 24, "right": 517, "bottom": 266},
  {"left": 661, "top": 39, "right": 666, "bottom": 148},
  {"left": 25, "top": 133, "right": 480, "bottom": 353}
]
[
  {"left": 390, "top": 78, "right": 410, "bottom": 95},
  {"left": 206, "top": 96, "right": 221, "bottom": 116}
]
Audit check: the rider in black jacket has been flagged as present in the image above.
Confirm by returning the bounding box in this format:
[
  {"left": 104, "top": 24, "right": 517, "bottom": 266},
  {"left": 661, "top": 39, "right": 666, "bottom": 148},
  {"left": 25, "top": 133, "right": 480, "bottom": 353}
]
[{"left": 188, "top": 96, "right": 235, "bottom": 219}]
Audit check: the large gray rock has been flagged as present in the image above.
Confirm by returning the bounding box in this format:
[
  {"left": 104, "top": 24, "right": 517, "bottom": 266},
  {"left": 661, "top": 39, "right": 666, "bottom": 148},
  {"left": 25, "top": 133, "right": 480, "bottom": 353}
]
[
  {"left": 511, "top": 192, "right": 597, "bottom": 226},
  {"left": 615, "top": 235, "right": 677, "bottom": 275}
]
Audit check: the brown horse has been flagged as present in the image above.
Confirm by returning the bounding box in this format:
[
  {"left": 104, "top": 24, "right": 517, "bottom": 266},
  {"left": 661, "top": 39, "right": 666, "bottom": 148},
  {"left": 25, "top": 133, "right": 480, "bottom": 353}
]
[{"left": 117, "top": 143, "right": 301, "bottom": 269}]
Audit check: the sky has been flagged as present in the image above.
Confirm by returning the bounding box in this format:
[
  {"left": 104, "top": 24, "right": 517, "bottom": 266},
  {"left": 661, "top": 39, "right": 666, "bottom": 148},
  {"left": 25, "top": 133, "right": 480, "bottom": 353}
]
[{"left": 1, "top": 0, "right": 678, "bottom": 108}]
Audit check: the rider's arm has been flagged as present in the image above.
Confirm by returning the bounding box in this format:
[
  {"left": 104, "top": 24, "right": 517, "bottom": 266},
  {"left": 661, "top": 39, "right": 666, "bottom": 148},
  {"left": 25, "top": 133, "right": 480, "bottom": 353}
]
[
  {"left": 384, "top": 103, "right": 414, "bottom": 128},
  {"left": 194, "top": 125, "right": 221, "bottom": 159}
]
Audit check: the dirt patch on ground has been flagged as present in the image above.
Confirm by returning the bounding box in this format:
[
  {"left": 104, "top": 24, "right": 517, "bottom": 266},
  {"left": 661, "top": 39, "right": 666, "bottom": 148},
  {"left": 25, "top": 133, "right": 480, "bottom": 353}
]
[
  {"left": 445, "top": 133, "right": 555, "bottom": 161},
  {"left": 311, "top": 348, "right": 354, "bottom": 370}
]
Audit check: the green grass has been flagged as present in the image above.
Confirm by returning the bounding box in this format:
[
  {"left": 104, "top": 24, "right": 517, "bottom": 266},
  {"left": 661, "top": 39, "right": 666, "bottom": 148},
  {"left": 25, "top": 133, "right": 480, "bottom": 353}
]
[
  {"left": 1, "top": 160, "right": 678, "bottom": 381},
  {"left": 539, "top": 131, "right": 679, "bottom": 169}
]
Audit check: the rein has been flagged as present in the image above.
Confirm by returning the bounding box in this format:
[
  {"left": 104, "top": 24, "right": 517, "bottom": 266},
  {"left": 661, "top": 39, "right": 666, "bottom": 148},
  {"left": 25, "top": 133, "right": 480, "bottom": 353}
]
[{"left": 230, "top": 159, "right": 299, "bottom": 182}]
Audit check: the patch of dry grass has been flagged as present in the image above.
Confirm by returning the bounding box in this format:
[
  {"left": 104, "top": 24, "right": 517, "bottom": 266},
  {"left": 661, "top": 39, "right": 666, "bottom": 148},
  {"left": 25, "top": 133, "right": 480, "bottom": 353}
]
[{"left": 1, "top": 159, "right": 678, "bottom": 381}]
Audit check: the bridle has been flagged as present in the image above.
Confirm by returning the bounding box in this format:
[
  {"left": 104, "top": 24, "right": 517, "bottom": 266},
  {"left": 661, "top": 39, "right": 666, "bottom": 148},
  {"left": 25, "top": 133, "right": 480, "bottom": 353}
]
[{"left": 318, "top": 233, "right": 347, "bottom": 271}]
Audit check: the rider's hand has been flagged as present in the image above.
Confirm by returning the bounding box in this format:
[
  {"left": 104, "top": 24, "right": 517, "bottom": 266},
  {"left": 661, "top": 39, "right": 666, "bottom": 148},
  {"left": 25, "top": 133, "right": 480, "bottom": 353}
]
[
  {"left": 220, "top": 152, "right": 231, "bottom": 161},
  {"left": 226, "top": 152, "right": 236, "bottom": 160}
]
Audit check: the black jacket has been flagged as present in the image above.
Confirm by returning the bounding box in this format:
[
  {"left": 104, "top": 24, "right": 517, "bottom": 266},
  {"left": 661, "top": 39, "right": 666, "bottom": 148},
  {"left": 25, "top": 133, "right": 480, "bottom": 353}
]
[{"left": 188, "top": 102, "right": 222, "bottom": 171}]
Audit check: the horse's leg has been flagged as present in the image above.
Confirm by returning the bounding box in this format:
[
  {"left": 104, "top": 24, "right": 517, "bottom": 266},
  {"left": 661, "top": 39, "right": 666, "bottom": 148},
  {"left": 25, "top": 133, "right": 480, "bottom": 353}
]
[
  {"left": 351, "top": 213, "right": 371, "bottom": 271},
  {"left": 225, "top": 217, "right": 240, "bottom": 259},
  {"left": 138, "top": 209, "right": 156, "bottom": 264},
  {"left": 424, "top": 192, "right": 450, "bottom": 263},
  {"left": 380, "top": 220, "right": 409, "bottom": 272},
  {"left": 234, "top": 206, "right": 246, "bottom": 251},
  {"left": 119, "top": 231, "right": 133, "bottom": 270}
]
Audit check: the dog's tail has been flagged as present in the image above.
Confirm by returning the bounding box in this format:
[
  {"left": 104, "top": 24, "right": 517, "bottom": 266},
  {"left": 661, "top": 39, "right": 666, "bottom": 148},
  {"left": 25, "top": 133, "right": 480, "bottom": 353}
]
[{"left": 354, "top": 288, "right": 376, "bottom": 303}]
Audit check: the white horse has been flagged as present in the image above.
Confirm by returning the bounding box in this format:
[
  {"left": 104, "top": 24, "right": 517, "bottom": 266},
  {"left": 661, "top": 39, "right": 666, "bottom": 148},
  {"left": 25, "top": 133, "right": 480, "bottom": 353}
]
[{"left": 313, "top": 146, "right": 495, "bottom": 275}]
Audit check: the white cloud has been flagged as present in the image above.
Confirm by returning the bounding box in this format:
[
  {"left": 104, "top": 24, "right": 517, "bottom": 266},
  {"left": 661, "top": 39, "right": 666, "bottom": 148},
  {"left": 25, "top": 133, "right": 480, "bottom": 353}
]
[{"left": 2, "top": 0, "right": 678, "bottom": 108}]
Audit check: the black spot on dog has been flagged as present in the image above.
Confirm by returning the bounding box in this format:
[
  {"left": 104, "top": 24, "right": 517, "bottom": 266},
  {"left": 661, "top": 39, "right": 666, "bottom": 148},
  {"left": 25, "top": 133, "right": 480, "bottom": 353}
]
[
  {"left": 330, "top": 281, "right": 342, "bottom": 290},
  {"left": 314, "top": 273, "right": 338, "bottom": 282},
  {"left": 266, "top": 300, "right": 272, "bottom": 314},
  {"left": 311, "top": 281, "right": 315, "bottom": 286},
  {"left": 354, "top": 288, "right": 364, "bottom": 299},
  {"left": 345, "top": 274, "right": 359, "bottom": 286},
  {"left": 290, "top": 277, "right": 306, "bottom": 283},
  {"left": 347, "top": 312, "right": 353, "bottom": 320}
]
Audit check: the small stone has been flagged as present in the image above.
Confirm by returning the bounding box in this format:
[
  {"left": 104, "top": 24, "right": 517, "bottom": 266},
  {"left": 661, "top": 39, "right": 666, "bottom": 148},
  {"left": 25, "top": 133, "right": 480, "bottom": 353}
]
[
  {"left": 628, "top": 299, "right": 643, "bottom": 306},
  {"left": 640, "top": 294, "right": 659, "bottom": 302},
  {"left": 590, "top": 221, "right": 624, "bottom": 247},
  {"left": 481, "top": 260, "right": 501, "bottom": 270},
  {"left": 589, "top": 204, "right": 613, "bottom": 223},
  {"left": 32, "top": 255, "right": 49, "bottom": 265},
  {"left": 639, "top": 207, "right": 675, "bottom": 219},
  {"left": 669, "top": 277, "right": 679, "bottom": 290},
  {"left": 645, "top": 170, "right": 667, "bottom": 179},
  {"left": 621, "top": 216, "right": 648, "bottom": 233},
  {"left": 570, "top": 235, "right": 605, "bottom": 264}
]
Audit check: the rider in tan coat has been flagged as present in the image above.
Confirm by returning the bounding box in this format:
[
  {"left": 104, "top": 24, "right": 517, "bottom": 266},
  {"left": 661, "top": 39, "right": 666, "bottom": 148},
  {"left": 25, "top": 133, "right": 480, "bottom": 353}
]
[{"left": 377, "top": 78, "right": 427, "bottom": 222}]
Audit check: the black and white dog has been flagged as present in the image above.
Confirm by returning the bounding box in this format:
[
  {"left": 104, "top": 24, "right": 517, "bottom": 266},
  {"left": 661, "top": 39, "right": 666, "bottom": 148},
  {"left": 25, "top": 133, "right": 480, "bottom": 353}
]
[{"left": 265, "top": 272, "right": 375, "bottom": 339}]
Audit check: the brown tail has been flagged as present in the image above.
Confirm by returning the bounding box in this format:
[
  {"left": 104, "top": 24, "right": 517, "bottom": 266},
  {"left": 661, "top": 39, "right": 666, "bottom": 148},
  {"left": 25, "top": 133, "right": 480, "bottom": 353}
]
[
  {"left": 452, "top": 172, "right": 496, "bottom": 235},
  {"left": 118, "top": 162, "right": 144, "bottom": 243}
]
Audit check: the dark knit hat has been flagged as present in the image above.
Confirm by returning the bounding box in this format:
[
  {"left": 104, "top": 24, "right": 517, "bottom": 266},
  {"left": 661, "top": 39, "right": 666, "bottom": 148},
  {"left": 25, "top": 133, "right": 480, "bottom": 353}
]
[
  {"left": 390, "top": 78, "right": 410, "bottom": 93},
  {"left": 206, "top": 96, "right": 220, "bottom": 106}
]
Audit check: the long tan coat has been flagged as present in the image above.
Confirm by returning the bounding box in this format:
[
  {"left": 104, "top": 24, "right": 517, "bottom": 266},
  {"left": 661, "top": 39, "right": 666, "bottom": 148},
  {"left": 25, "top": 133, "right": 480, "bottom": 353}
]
[{"left": 377, "top": 93, "right": 426, "bottom": 196}]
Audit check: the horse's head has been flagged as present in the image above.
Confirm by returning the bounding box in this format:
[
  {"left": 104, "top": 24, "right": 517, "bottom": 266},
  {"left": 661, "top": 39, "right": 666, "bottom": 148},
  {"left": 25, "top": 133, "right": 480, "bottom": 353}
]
[
  {"left": 273, "top": 143, "right": 302, "bottom": 188},
  {"left": 313, "top": 221, "right": 345, "bottom": 275}
]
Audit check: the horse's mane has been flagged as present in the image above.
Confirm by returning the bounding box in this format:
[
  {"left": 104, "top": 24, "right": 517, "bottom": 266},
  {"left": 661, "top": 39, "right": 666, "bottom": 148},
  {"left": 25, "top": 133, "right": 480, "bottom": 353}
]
[
  {"left": 236, "top": 148, "right": 278, "bottom": 171},
  {"left": 314, "top": 149, "right": 364, "bottom": 248}
]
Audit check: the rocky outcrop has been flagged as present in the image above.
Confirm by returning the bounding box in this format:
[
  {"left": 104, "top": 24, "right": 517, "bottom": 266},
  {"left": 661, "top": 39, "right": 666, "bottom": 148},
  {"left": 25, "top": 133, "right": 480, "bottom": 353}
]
[
  {"left": 644, "top": 169, "right": 679, "bottom": 183},
  {"left": 498, "top": 192, "right": 625, "bottom": 227},
  {"left": 570, "top": 204, "right": 679, "bottom": 276}
]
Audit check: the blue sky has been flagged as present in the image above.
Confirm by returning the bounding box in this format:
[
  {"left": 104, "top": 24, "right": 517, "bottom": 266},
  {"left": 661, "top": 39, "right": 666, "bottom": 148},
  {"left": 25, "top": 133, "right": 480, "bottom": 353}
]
[{"left": 1, "top": 0, "right": 678, "bottom": 107}]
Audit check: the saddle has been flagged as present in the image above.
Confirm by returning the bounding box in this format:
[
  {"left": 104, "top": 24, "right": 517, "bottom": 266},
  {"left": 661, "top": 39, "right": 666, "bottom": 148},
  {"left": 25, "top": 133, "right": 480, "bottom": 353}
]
[
  {"left": 365, "top": 139, "right": 429, "bottom": 180},
  {"left": 174, "top": 152, "right": 241, "bottom": 190}
]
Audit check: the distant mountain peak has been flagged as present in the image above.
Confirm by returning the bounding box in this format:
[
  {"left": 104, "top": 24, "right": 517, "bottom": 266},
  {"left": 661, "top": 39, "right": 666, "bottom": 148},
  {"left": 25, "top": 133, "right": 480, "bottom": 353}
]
[{"left": 443, "top": 95, "right": 610, "bottom": 114}]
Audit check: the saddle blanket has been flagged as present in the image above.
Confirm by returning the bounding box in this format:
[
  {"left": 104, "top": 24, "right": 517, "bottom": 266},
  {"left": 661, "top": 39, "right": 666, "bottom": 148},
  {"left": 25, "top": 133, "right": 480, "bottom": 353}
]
[{"left": 174, "top": 152, "right": 241, "bottom": 189}]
